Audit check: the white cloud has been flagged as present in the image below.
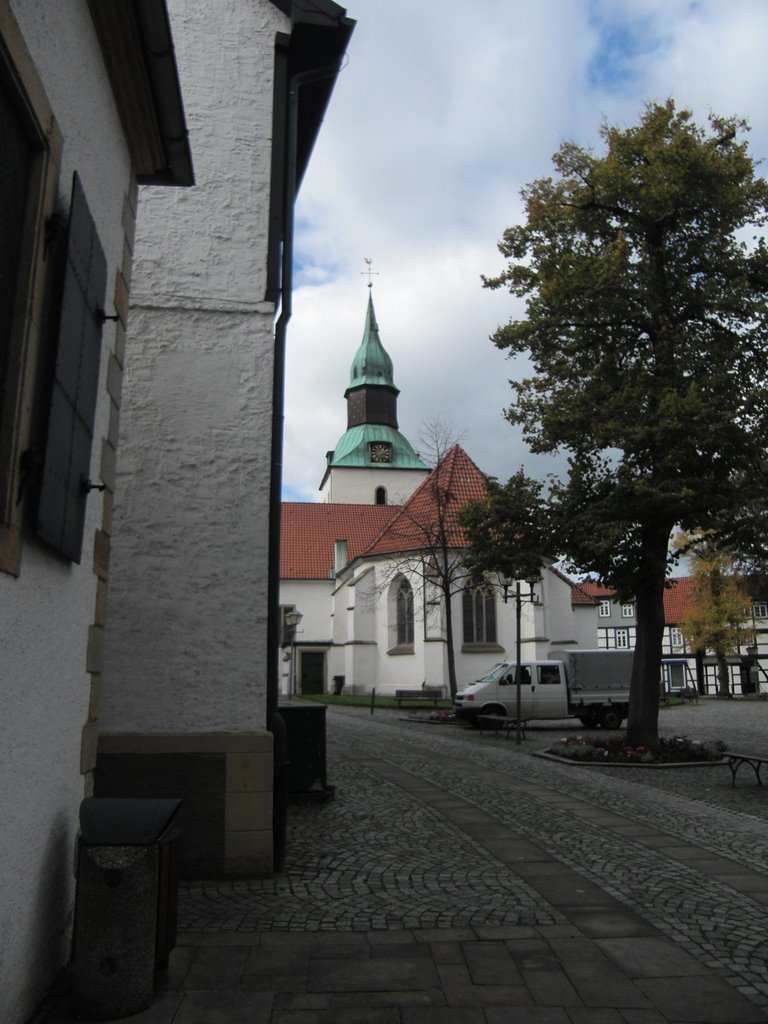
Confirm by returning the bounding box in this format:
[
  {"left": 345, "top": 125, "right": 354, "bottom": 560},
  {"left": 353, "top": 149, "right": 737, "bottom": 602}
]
[{"left": 283, "top": 0, "right": 768, "bottom": 500}]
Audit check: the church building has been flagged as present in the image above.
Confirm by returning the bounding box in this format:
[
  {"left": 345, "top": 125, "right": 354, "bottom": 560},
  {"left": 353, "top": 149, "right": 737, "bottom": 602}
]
[{"left": 280, "top": 289, "right": 596, "bottom": 698}]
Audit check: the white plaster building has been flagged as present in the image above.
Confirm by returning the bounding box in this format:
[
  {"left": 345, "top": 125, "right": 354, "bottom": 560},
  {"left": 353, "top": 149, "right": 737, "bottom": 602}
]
[
  {"left": 97, "top": 0, "right": 354, "bottom": 878},
  {"left": 0, "top": 2, "right": 192, "bottom": 1020},
  {"left": 280, "top": 293, "right": 596, "bottom": 698}
]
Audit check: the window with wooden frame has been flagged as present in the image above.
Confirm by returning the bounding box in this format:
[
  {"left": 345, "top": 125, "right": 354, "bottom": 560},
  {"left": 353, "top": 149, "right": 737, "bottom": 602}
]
[{"left": 0, "top": 5, "right": 62, "bottom": 574}]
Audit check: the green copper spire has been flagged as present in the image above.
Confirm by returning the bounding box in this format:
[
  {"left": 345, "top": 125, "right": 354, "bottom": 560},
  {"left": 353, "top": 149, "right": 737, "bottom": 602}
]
[
  {"left": 322, "top": 287, "right": 429, "bottom": 480},
  {"left": 348, "top": 291, "right": 396, "bottom": 390}
]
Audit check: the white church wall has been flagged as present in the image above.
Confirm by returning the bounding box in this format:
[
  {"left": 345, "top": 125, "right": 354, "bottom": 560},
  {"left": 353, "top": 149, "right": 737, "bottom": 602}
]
[
  {"left": 279, "top": 580, "right": 333, "bottom": 695},
  {"left": 535, "top": 568, "right": 585, "bottom": 653},
  {"left": 345, "top": 641, "right": 378, "bottom": 694}
]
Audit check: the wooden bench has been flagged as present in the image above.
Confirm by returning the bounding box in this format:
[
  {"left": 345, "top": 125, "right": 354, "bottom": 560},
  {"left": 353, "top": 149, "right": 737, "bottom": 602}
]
[
  {"left": 394, "top": 688, "right": 443, "bottom": 708},
  {"left": 725, "top": 753, "right": 768, "bottom": 786},
  {"left": 477, "top": 715, "right": 527, "bottom": 740}
]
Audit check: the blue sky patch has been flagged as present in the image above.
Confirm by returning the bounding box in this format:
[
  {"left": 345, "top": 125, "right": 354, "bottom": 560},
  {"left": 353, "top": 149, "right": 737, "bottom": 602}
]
[{"left": 587, "top": 6, "right": 665, "bottom": 92}]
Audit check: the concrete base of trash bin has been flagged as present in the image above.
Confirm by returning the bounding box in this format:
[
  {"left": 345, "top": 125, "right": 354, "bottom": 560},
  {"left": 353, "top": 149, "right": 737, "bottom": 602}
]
[{"left": 71, "top": 843, "right": 159, "bottom": 1020}]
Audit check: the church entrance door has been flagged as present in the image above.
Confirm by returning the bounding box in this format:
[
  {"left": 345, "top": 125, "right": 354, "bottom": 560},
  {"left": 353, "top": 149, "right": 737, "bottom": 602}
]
[{"left": 301, "top": 651, "right": 325, "bottom": 695}]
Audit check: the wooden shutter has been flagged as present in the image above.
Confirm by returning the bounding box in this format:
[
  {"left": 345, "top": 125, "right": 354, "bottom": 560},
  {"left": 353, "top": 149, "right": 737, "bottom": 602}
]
[{"left": 37, "top": 174, "right": 106, "bottom": 562}]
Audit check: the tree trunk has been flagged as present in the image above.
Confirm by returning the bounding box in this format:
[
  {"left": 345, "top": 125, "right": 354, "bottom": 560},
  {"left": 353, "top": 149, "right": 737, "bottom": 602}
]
[
  {"left": 716, "top": 651, "right": 731, "bottom": 697},
  {"left": 444, "top": 580, "right": 458, "bottom": 699},
  {"left": 626, "top": 527, "right": 671, "bottom": 750}
]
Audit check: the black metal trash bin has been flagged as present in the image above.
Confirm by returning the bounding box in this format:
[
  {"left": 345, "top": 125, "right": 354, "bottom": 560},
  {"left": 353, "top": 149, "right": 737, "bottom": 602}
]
[{"left": 71, "top": 797, "right": 182, "bottom": 1020}]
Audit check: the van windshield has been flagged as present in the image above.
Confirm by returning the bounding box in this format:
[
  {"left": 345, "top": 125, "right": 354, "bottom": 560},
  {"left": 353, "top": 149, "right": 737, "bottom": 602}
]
[{"left": 477, "top": 663, "right": 508, "bottom": 684}]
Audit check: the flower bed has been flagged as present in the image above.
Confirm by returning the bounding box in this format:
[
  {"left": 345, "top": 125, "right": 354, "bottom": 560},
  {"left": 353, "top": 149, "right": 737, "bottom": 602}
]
[{"left": 544, "top": 735, "right": 727, "bottom": 765}]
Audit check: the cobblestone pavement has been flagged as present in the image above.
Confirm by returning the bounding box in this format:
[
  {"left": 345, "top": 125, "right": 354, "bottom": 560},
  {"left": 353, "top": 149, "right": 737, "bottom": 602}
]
[
  {"left": 38, "top": 699, "right": 768, "bottom": 1023},
  {"left": 178, "top": 699, "right": 768, "bottom": 1011}
]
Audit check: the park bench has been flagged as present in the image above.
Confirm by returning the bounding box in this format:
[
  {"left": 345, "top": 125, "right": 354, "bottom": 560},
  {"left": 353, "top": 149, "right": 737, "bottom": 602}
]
[
  {"left": 724, "top": 753, "right": 768, "bottom": 786},
  {"left": 394, "top": 687, "right": 443, "bottom": 708},
  {"left": 477, "top": 715, "right": 527, "bottom": 740}
]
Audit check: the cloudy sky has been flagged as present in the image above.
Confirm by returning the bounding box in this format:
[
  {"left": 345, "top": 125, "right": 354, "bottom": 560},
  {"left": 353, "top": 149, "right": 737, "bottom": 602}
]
[{"left": 283, "top": 0, "right": 768, "bottom": 501}]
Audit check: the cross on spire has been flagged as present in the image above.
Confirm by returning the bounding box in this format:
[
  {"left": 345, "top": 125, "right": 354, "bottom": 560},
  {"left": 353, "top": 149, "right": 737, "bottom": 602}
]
[{"left": 361, "top": 257, "right": 379, "bottom": 288}]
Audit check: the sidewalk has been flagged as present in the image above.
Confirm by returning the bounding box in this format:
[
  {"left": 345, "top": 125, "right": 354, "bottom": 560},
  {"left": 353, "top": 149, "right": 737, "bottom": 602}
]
[{"left": 35, "top": 702, "right": 768, "bottom": 1023}]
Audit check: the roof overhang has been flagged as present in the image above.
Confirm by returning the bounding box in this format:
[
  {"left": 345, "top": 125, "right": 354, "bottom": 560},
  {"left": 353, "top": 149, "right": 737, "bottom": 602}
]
[
  {"left": 88, "top": 0, "right": 194, "bottom": 186},
  {"left": 265, "top": 0, "right": 354, "bottom": 303},
  {"left": 280, "top": 0, "right": 355, "bottom": 187}
]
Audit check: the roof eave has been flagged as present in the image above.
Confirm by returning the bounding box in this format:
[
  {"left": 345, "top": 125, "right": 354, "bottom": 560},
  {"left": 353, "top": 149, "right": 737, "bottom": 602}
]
[
  {"left": 285, "top": 2, "right": 355, "bottom": 187},
  {"left": 88, "top": 0, "right": 194, "bottom": 186}
]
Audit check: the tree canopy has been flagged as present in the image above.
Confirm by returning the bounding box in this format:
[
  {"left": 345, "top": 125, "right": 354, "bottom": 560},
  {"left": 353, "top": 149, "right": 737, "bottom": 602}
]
[
  {"left": 482, "top": 100, "right": 768, "bottom": 746},
  {"left": 460, "top": 470, "right": 551, "bottom": 585}
]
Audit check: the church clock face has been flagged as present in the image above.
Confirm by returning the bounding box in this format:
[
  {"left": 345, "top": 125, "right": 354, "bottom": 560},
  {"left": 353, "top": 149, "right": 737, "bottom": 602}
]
[{"left": 370, "top": 442, "right": 393, "bottom": 464}]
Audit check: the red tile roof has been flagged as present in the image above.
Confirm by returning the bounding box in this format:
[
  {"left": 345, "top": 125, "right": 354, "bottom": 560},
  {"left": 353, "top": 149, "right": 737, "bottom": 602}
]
[
  {"left": 280, "top": 447, "right": 489, "bottom": 578},
  {"left": 569, "top": 581, "right": 598, "bottom": 606},
  {"left": 280, "top": 502, "right": 399, "bottom": 580},
  {"left": 361, "top": 445, "right": 488, "bottom": 558},
  {"left": 579, "top": 577, "right": 699, "bottom": 623},
  {"left": 578, "top": 580, "right": 615, "bottom": 599},
  {"left": 662, "top": 577, "right": 698, "bottom": 624}
]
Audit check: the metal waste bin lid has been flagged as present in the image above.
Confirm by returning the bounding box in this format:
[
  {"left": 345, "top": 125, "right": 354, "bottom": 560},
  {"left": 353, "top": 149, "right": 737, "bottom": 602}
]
[{"left": 79, "top": 798, "right": 182, "bottom": 845}]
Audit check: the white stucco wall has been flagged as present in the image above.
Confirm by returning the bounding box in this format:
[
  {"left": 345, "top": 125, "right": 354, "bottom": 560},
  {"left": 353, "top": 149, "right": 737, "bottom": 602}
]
[
  {"left": 1, "top": 3, "right": 134, "bottom": 1021},
  {"left": 101, "top": 0, "right": 289, "bottom": 733}
]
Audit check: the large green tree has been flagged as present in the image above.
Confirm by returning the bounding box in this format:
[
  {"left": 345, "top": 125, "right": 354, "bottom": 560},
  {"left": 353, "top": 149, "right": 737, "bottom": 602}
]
[{"left": 483, "top": 100, "right": 768, "bottom": 748}]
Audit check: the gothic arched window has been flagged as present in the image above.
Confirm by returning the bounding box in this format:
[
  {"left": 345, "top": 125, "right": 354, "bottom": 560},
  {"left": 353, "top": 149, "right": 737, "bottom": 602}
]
[
  {"left": 463, "top": 584, "right": 497, "bottom": 644},
  {"left": 375, "top": 486, "right": 387, "bottom": 505},
  {"left": 396, "top": 576, "right": 414, "bottom": 646}
]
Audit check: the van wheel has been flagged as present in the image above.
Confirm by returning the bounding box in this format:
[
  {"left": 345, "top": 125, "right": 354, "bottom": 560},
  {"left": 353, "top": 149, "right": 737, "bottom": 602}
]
[
  {"left": 483, "top": 706, "right": 506, "bottom": 718},
  {"left": 578, "top": 714, "right": 597, "bottom": 728},
  {"left": 600, "top": 708, "right": 623, "bottom": 730}
]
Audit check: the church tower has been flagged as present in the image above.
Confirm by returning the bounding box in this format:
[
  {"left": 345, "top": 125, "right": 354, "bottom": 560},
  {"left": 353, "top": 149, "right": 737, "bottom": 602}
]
[{"left": 319, "top": 288, "right": 429, "bottom": 504}]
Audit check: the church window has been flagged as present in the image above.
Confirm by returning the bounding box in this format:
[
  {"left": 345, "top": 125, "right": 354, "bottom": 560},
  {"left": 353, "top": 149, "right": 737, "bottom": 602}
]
[
  {"left": 375, "top": 486, "right": 387, "bottom": 505},
  {"left": 463, "top": 584, "right": 497, "bottom": 644},
  {"left": 395, "top": 576, "right": 414, "bottom": 647}
]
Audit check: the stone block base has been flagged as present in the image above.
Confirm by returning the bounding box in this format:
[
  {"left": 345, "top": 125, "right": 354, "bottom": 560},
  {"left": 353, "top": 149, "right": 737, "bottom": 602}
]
[{"left": 95, "top": 732, "right": 273, "bottom": 878}]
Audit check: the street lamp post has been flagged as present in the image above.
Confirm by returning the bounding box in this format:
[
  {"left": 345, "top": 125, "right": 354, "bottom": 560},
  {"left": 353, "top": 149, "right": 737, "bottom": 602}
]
[
  {"left": 284, "top": 609, "right": 303, "bottom": 698},
  {"left": 498, "top": 573, "right": 541, "bottom": 745}
]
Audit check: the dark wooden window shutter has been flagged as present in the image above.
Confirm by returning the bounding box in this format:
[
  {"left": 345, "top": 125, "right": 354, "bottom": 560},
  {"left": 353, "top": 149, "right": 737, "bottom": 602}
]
[{"left": 37, "top": 173, "right": 106, "bottom": 562}]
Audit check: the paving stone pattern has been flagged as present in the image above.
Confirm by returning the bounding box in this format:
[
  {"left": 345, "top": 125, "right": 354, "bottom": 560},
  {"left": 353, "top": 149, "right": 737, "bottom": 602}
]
[
  {"left": 182, "top": 755, "right": 563, "bottom": 933},
  {"left": 178, "top": 700, "right": 768, "bottom": 1011},
  {"left": 36, "top": 699, "right": 768, "bottom": 1023}
]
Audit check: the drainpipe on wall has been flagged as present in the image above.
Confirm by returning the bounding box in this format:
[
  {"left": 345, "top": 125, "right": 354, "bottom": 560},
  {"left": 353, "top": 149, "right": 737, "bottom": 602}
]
[{"left": 267, "top": 62, "right": 344, "bottom": 873}]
